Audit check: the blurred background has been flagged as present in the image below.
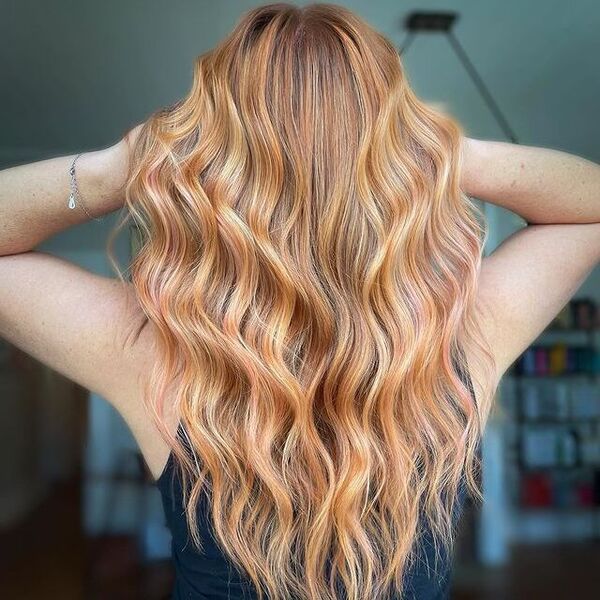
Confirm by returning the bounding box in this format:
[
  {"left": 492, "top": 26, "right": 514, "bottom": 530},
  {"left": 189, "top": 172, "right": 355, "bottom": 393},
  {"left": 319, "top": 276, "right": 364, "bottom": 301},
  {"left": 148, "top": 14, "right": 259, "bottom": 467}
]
[{"left": 1, "top": 1, "right": 599, "bottom": 598}]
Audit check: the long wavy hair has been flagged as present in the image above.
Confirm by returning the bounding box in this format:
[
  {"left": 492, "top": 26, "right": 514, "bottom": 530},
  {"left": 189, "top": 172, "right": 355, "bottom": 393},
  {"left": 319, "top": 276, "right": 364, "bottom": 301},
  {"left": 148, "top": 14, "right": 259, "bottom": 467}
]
[{"left": 110, "top": 3, "right": 497, "bottom": 599}]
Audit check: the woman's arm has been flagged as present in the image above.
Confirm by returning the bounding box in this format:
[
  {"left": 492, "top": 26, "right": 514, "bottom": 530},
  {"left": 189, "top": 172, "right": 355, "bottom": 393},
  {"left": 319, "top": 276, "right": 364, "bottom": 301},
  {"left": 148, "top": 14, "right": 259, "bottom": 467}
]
[
  {"left": 460, "top": 137, "right": 600, "bottom": 225},
  {"left": 0, "top": 126, "right": 140, "bottom": 256},
  {"left": 459, "top": 137, "right": 600, "bottom": 393},
  {"left": 0, "top": 124, "right": 149, "bottom": 408}
]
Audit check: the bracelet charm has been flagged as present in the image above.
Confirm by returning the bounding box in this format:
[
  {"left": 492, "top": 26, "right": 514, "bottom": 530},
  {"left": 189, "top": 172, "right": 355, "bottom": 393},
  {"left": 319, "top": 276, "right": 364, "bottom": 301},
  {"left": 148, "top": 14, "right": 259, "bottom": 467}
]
[{"left": 68, "top": 153, "right": 103, "bottom": 222}]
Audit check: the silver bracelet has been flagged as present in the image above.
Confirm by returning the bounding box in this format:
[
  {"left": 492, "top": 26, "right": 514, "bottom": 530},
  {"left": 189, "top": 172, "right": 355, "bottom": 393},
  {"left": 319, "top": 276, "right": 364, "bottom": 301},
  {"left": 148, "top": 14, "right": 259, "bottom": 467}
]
[{"left": 68, "top": 153, "right": 104, "bottom": 222}]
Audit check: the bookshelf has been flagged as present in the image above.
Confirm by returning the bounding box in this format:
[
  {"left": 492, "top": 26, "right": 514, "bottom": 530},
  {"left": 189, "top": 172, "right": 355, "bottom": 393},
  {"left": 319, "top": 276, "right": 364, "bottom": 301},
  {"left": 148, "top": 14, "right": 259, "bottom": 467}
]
[{"left": 503, "top": 298, "right": 600, "bottom": 537}]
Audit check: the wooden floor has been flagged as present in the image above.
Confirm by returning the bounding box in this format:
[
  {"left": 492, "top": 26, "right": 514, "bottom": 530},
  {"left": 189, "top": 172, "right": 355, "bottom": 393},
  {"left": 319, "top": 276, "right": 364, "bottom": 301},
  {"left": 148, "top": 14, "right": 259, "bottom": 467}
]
[
  {"left": 1, "top": 476, "right": 599, "bottom": 599},
  {"left": 452, "top": 543, "right": 600, "bottom": 599}
]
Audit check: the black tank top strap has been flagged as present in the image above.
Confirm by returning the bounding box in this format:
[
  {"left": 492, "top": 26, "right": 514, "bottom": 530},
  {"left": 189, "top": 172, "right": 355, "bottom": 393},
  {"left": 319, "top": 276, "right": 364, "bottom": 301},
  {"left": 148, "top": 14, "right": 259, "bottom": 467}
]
[
  {"left": 453, "top": 342, "right": 477, "bottom": 405},
  {"left": 156, "top": 421, "right": 193, "bottom": 506}
]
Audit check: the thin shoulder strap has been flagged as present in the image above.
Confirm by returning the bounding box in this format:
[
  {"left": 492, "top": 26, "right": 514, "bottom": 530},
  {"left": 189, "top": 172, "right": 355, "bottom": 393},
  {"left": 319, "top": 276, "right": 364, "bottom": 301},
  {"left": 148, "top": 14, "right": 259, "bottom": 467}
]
[{"left": 453, "top": 343, "right": 477, "bottom": 405}]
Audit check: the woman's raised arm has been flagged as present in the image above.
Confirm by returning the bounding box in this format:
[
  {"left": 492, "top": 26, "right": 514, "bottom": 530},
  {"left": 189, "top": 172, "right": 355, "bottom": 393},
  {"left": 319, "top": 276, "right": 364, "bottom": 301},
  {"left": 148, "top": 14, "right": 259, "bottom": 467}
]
[
  {"left": 0, "top": 126, "right": 140, "bottom": 257},
  {"left": 460, "top": 137, "right": 600, "bottom": 225},
  {"left": 459, "top": 138, "right": 600, "bottom": 389}
]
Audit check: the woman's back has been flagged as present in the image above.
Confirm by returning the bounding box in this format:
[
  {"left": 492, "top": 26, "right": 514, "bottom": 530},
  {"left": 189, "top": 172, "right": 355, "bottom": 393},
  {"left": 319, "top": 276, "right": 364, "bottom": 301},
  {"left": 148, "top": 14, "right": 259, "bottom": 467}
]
[
  {"left": 156, "top": 448, "right": 469, "bottom": 600},
  {"left": 156, "top": 359, "right": 476, "bottom": 600},
  {"left": 154, "top": 348, "right": 478, "bottom": 600}
]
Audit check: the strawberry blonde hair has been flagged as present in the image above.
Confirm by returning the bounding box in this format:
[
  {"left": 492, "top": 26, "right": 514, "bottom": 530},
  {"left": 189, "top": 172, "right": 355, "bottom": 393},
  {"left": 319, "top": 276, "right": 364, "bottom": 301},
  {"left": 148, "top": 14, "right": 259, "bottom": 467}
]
[{"left": 110, "top": 3, "right": 496, "bottom": 599}]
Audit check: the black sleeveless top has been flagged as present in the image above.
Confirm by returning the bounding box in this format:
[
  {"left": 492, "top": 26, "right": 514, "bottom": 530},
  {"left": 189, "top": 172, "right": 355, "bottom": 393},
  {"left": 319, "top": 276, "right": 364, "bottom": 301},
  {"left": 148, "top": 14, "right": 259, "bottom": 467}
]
[{"left": 155, "top": 353, "right": 478, "bottom": 600}]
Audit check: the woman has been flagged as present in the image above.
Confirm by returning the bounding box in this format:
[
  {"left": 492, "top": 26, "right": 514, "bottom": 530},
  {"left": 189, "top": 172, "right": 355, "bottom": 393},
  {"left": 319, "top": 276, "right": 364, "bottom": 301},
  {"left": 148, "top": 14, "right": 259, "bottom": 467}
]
[{"left": 1, "top": 3, "right": 599, "bottom": 599}]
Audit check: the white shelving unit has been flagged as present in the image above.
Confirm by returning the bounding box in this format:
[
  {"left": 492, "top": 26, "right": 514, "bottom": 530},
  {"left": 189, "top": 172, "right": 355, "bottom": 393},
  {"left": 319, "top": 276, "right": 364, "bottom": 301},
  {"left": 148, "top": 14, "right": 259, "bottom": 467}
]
[{"left": 501, "top": 317, "right": 600, "bottom": 544}]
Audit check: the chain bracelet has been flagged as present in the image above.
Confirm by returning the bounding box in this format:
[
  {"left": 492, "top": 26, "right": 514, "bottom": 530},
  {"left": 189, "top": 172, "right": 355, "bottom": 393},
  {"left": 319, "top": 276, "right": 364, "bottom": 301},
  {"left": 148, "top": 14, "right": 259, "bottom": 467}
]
[{"left": 68, "top": 153, "right": 104, "bottom": 222}]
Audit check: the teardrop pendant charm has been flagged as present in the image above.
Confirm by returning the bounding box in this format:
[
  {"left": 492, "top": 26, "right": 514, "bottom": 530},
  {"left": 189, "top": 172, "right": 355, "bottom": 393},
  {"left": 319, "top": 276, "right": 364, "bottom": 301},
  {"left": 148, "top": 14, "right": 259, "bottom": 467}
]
[{"left": 68, "top": 193, "right": 76, "bottom": 209}]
